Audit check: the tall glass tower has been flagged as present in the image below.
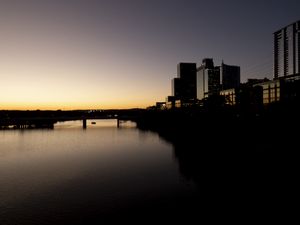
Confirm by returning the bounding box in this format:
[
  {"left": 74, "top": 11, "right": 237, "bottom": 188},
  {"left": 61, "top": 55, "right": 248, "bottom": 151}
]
[{"left": 274, "top": 20, "right": 300, "bottom": 79}]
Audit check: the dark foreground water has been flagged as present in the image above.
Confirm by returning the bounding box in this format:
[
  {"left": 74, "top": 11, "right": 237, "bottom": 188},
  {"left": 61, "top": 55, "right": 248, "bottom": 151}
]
[
  {"left": 1, "top": 119, "right": 297, "bottom": 224},
  {"left": 0, "top": 120, "right": 199, "bottom": 224}
]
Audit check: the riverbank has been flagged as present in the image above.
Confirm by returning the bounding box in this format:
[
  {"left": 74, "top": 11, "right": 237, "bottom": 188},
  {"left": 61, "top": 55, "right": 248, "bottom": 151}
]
[{"left": 134, "top": 105, "right": 299, "bottom": 219}]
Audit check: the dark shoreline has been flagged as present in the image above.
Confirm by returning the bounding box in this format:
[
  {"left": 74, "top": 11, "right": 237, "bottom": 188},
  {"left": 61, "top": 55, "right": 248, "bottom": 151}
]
[{"left": 134, "top": 105, "right": 299, "bottom": 217}]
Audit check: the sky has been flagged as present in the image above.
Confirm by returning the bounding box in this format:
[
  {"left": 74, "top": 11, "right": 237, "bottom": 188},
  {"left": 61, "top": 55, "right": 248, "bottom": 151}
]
[{"left": 0, "top": 0, "right": 299, "bottom": 110}]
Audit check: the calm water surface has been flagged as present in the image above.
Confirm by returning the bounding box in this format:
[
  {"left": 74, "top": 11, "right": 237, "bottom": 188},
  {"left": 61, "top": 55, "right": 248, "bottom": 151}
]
[{"left": 0, "top": 120, "right": 198, "bottom": 224}]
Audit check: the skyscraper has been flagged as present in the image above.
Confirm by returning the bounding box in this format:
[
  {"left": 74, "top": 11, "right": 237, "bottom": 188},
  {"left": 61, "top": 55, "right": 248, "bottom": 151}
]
[
  {"left": 220, "top": 62, "right": 240, "bottom": 90},
  {"left": 172, "top": 63, "right": 197, "bottom": 100},
  {"left": 274, "top": 20, "right": 300, "bottom": 78},
  {"left": 197, "top": 58, "right": 220, "bottom": 100}
]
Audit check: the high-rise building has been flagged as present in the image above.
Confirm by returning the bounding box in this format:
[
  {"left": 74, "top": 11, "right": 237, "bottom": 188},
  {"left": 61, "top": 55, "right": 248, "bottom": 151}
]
[
  {"left": 171, "top": 60, "right": 240, "bottom": 102},
  {"left": 172, "top": 63, "right": 197, "bottom": 100},
  {"left": 220, "top": 62, "right": 240, "bottom": 90},
  {"left": 274, "top": 20, "right": 300, "bottom": 78},
  {"left": 197, "top": 58, "right": 220, "bottom": 100}
]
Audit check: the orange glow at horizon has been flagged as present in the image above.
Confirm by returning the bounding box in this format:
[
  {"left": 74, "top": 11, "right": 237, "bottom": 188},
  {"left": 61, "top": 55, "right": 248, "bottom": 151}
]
[
  {"left": 0, "top": 29, "right": 168, "bottom": 110},
  {"left": 0, "top": 2, "right": 172, "bottom": 109}
]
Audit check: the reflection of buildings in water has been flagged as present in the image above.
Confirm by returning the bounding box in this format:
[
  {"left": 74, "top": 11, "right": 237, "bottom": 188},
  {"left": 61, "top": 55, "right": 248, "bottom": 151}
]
[{"left": 156, "top": 124, "right": 298, "bottom": 213}]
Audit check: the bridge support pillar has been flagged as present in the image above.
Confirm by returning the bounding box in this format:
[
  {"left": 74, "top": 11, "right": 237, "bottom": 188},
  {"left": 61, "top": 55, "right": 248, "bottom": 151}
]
[{"left": 83, "top": 118, "right": 87, "bottom": 129}]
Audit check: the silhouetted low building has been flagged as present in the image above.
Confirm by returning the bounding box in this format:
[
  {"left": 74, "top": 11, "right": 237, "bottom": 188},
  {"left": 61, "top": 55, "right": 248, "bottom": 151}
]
[
  {"left": 156, "top": 102, "right": 166, "bottom": 110},
  {"left": 254, "top": 74, "right": 300, "bottom": 104},
  {"left": 254, "top": 80, "right": 281, "bottom": 104},
  {"left": 220, "top": 88, "right": 236, "bottom": 105},
  {"left": 237, "top": 84, "right": 263, "bottom": 112},
  {"left": 175, "top": 100, "right": 181, "bottom": 108},
  {"left": 281, "top": 74, "right": 300, "bottom": 102},
  {"left": 220, "top": 82, "right": 263, "bottom": 112},
  {"left": 220, "top": 74, "right": 300, "bottom": 110},
  {"left": 165, "top": 96, "right": 177, "bottom": 109}
]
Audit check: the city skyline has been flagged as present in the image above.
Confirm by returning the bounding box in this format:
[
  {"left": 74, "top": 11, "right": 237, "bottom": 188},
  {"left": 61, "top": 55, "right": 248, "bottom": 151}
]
[{"left": 0, "top": 0, "right": 299, "bottom": 110}]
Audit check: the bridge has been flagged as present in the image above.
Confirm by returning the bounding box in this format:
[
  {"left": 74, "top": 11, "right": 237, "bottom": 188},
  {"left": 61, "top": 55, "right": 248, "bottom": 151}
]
[{"left": 0, "top": 115, "right": 137, "bottom": 129}]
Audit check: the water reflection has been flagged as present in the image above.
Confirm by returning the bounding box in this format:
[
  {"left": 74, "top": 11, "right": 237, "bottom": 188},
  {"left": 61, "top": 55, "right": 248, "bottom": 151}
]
[
  {"left": 0, "top": 120, "right": 198, "bottom": 224},
  {"left": 154, "top": 126, "right": 298, "bottom": 221},
  {"left": 54, "top": 119, "right": 137, "bottom": 129}
]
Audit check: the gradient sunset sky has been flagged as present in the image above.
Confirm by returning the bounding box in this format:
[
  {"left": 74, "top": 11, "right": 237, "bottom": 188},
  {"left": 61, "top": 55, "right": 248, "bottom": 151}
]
[{"left": 0, "top": 0, "right": 299, "bottom": 110}]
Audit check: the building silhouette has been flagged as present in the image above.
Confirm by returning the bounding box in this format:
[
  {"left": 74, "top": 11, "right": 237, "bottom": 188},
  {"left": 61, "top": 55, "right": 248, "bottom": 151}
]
[
  {"left": 251, "top": 20, "right": 300, "bottom": 105},
  {"left": 165, "top": 59, "right": 241, "bottom": 108},
  {"left": 197, "top": 58, "right": 220, "bottom": 100},
  {"left": 197, "top": 59, "right": 240, "bottom": 100},
  {"left": 170, "top": 63, "right": 197, "bottom": 102},
  {"left": 254, "top": 75, "right": 300, "bottom": 104},
  {"left": 157, "top": 20, "right": 300, "bottom": 110},
  {"left": 220, "top": 21, "right": 300, "bottom": 108},
  {"left": 220, "top": 62, "right": 240, "bottom": 90},
  {"left": 274, "top": 20, "right": 300, "bottom": 79}
]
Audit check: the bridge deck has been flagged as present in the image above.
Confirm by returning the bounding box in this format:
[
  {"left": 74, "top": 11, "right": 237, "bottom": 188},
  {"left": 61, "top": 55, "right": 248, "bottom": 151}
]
[{"left": 0, "top": 115, "right": 136, "bottom": 129}]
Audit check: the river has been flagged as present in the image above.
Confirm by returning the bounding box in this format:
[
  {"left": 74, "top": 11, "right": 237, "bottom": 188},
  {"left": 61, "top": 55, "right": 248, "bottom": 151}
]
[{"left": 0, "top": 120, "right": 199, "bottom": 224}]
